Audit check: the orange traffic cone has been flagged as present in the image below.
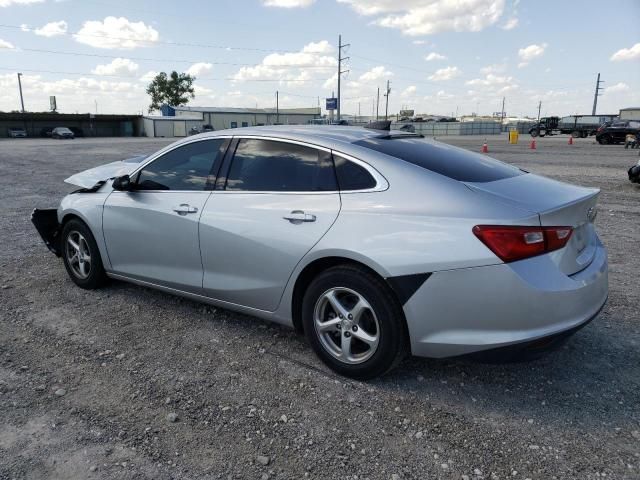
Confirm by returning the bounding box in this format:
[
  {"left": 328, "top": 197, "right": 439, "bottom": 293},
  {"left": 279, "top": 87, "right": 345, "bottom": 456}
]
[
  {"left": 530, "top": 139, "right": 536, "bottom": 150},
  {"left": 481, "top": 141, "right": 488, "bottom": 153},
  {"left": 568, "top": 136, "right": 574, "bottom": 145}
]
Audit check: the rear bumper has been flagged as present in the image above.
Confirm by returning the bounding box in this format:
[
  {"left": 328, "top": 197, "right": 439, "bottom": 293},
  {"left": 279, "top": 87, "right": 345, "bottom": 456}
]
[
  {"left": 31, "top": 208, "right": 61, "bottom": 256},
  {"left": 405, "top": 237, "right": 608, "bottom": 358}
]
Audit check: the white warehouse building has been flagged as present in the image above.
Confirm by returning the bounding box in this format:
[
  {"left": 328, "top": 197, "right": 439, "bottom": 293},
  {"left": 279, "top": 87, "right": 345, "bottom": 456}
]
[{"left": 141, "top": 104, "right": 321, "bottom": 136}]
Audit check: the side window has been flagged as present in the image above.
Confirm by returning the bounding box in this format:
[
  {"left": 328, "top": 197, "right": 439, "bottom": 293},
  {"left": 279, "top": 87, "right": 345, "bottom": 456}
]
[
  {"left": 226, "top": 139, "right": 337, "bottom": 192},
  {"left": 241, "top": 122, "right": 249, "bottom": 128},
  {"left": 230, "top": 122, "right": 238, "bottom": 128},
  {"left": 333, "top": 154, "right": 377, "bottom": 191},
  {"left": 136, "top": 139, "right": 226, "bottom": 191}
]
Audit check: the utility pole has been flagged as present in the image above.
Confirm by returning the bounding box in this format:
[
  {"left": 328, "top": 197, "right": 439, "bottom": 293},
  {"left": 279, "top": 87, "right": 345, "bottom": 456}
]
[
  {"left": 537, "top": 100, "right": 542, "bottom": 121},
  {"left": 276, "top": 90, "right": 279, "bottom": 124},
  {"left": 337, "top": 34, "right": 350, "bottom": 123},
  {"left": 383, "top": 80, "right": 391, "bottom": 120},
  {"left": 501, "top": 96, "right": 505, "bottom": 123},
  {"left": 376, "top": 87, "right": 380, "bottom": 120},
  {"left": 592, "top": 72, "right": 604, "bottom": 115},
  {"left": 17, "top": 73, "right": 25, "bottom": 113}
]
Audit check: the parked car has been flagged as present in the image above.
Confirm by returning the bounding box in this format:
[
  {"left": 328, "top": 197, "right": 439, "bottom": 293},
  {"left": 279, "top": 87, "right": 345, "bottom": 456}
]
[
  {"left": 202, "top": 124, "right": 214, "bottom": 132},
  {"left": 188, "top": 126, "right": 201, "bottom": 136},
  {"left": 8, "top": 127, "right": 27, "bottom": 138},
  {"left": 31, "top": 125, "right": 608, "bottom": 379},
  {"left": 51, "top": 127, "right": 75, "bottom": 139},
  {"left": 596, "top": 120, "right": 640, "bottom": 145}
]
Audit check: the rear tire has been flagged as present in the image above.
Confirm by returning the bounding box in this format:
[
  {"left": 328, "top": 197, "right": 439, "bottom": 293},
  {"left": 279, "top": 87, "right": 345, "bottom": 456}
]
[
  {"left": 61, "top": 219, "right": 107, "bottom": 289},
  {"left": 302, "top": 265, "right": 407, "bottom": 380},
  {"left": 530, "top": 129, "right": 539, "bottom": 138},
  {"left": 571, "top": 130, "right": 580, "bottom": 138}
]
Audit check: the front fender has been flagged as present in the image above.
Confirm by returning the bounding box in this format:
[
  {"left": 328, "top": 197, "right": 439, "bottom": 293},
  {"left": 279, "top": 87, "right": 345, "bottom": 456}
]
[{"left": 59, "top": 192, "right": 112, "bottom": 270}]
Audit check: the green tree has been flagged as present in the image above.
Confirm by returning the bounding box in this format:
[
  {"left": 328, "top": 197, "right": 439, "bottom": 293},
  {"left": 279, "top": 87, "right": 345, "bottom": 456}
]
[{"left": 146, "top": 71, "right": 196, "bottom": 113}]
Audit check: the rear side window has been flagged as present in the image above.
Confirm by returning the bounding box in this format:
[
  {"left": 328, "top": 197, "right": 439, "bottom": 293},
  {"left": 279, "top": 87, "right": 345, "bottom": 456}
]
[
  {"left": 353, "top": 137, "right": 523, "bottom": 183},
  {"left": 136, "top": 139, "right": 226, "bottom": 191},
  {"left": 226, "top": 139, "right": 337, "bottom": 192},
  {"left": 333, "top": 154, "right": 377, "bottom": 190}
]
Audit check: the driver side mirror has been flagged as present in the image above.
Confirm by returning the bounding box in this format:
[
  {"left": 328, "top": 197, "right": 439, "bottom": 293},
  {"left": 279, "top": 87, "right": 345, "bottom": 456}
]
[{"left": 112, "top": 174, "right": 132, "bottom": 191}]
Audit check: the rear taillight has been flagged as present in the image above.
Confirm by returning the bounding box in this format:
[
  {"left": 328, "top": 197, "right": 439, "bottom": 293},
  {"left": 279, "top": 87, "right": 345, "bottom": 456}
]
[{"left": 473, "top": 225, "right": 573, "bottom": 263}]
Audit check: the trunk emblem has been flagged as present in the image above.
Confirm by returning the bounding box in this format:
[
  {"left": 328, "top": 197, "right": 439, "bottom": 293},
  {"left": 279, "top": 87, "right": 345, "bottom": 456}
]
[{"left": 587, "top": 207, "right": 597, "bottom": 223}]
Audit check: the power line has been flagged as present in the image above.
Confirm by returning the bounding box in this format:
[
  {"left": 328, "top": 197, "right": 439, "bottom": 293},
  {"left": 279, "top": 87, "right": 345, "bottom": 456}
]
[
  {"left": 15, "top": 47, "right": 336, "bottom": 69},
  {"left": 0, "top": 66, "right": 326, "bottom": 82},
  {"left": 0, "top": 23, "right": 313, "bottom": 54}
]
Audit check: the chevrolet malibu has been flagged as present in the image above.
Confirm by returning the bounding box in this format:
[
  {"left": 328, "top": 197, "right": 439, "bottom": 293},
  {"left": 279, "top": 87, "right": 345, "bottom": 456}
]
[{"left": 32, "top": 125, "right": 608, "bottom": 379}]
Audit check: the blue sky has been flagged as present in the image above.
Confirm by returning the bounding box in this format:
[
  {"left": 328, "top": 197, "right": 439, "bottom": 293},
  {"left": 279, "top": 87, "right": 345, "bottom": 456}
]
[{"left": 0, "top": 0, "right": 638, "bottom": 117}]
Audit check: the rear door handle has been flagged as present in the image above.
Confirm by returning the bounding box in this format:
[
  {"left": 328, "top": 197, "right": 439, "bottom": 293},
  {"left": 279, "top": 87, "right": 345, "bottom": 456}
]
[
  {"left": 283, "top": 210, "right": 316, "bottom": 224},
  {"left": 173, "top": 203, "right": 198, "bottom": 215}
]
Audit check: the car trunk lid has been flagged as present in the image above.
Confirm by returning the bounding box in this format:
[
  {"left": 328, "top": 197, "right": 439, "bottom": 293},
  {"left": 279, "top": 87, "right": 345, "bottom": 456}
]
[{"left": 465, "top": 174, "right": 599, "bottom": 275}]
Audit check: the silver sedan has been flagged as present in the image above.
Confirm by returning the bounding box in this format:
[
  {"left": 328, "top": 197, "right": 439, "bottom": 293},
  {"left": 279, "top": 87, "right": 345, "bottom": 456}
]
[{"left": 32, "top": 125, "right": 608, "bottom": 379}]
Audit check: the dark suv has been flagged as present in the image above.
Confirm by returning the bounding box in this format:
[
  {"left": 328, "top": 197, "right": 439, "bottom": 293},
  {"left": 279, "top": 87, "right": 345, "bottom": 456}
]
[{"left": 596, "top": 120, "right": 640, "bottom": 145}]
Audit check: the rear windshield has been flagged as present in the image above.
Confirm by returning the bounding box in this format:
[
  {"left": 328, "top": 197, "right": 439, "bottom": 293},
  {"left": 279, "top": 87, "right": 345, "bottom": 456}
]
[{"left": 353, "top": 136, "right": 523, "bottom": 183}]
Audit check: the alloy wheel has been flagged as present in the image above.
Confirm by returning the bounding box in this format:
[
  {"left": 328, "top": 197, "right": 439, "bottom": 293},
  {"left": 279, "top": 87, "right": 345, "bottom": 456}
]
[
  {"left": 313, "top": 287, "right": 380, "bottom": 365},
  {"left": 66, "top": 230, "right": 92, "bottom": 279}
]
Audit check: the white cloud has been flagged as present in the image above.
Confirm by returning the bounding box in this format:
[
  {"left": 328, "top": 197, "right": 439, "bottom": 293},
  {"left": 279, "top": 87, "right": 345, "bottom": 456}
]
[
  {"left": 0, "top": 0, "right": 43, "bottom": 6},
  {"left": 74, "top": 16, "right": 159, "bottom": 49},
  {"left": 401, "top": 85, "right": 417, "bottom": 97},
  {"left": 517, "top": 43, "right": 546, "bottom": 67},
  {"left": 610, "top": 43, "right": 640, "bottom": 62},
  {"left": 605, "top": 82, "right": 630, "bottom": 94},
  {"left": 233, "top": 40, "right": 335, "bottom": 86},
  {"left": 466, "top": 73, "right": 512, "bottom": 87},
  {"left": 358, "top": 65, "right": 393, "bottom": 83},
  {"left": 480, "top": 63, "right": 506, "bottom": 74},
  {"left": 0, "top": 72, "right": 145, "bottom": 114},
  {"left": 501, "top": 17, "right": 518, "bottom": 30},
  {"left": 34, "top": 20, "right": 67, "bottom": 37},
  {"left": 412, "top": 39, "right": 426, "bottom": 45},
  {"left": 0, "top": 38, "right": 15, "bottom": 49},
  {"left": 428, "top": 66, "right": 460, "bottom": 81},
  {"left": 186, "top": 62, "right": 213, "bottom": 76},
  {"left": 337, "top": 0, "right": 506, "bottom": 36},
  {"left": 92, "top": 58, "right": 139, "bottom": 76},
  {"left": 425, "top": 52, "right": 446, "bottom": 61},
  {"left": 262, "top": 0, "right": 315, "bottom": 7},
  {"left": 139, "top": 70, "right": 159, "bottom": 83}
]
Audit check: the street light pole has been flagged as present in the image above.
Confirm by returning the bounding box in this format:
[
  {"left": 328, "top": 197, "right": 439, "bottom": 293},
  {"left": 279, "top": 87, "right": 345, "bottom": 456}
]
[{"left": 17, "top": 73, "right": 25, "bottom": 113}]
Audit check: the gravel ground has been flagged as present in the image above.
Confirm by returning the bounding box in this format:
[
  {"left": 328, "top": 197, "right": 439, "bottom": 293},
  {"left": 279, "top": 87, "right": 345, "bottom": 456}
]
[{"left": 0, "top": 134, "right": 638, "bottom": 480}]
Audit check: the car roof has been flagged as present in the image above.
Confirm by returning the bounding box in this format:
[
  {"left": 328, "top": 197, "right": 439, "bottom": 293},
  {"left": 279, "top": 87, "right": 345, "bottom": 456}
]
[{"left": 194, "top": 125, "right": 398, "bottom": 150}]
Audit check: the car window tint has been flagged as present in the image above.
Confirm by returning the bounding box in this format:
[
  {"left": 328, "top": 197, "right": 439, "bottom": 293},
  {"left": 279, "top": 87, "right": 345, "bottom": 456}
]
[
  {"left": 136, "top": 139, "right": 226, "bottom": 191},
  {"left": 226, "top": 139, "right": 337, "bottom": 192},
  {"left": 333, "top": 154, "right": 377, "bottom": 190},
  {"left": 353, "top": 137, "right": 523, "bottom": 183}
]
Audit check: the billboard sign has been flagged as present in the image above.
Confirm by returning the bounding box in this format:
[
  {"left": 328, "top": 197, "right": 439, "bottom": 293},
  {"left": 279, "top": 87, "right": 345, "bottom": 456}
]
[
  {"left": 326, "top": 98, "right": 338, "bottom": 110},
  {"left": 399, "top": 109, "right": 414, "bottom": 117}
]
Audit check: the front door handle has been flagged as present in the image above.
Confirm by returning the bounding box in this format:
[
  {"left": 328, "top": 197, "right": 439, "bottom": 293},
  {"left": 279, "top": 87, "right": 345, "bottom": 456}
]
[
  {"left": 283, "top": 210, "right": 316, "bottom": 224},
  {"left": 173, "top": 204, "right": 198, "bottom": 216}
]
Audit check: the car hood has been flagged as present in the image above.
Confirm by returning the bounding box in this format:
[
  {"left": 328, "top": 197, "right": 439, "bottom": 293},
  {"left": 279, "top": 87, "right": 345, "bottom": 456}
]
[{"left": 64, "top": 154, "right": 148, "bottom": 188}]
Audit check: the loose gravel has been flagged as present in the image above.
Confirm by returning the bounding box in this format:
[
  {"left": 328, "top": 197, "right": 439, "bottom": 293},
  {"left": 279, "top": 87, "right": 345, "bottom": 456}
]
[{"left": 0, "top": 135, "right": 638, "bottom": 479}]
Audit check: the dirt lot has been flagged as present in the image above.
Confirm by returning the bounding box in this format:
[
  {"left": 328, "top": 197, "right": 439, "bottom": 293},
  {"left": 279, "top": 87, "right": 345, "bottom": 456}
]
[{"left": 0, "top": 134, "right": 638, "bottom": 480}]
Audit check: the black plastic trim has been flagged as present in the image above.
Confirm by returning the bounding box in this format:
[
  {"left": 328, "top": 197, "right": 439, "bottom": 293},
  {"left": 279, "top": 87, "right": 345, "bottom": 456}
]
[
  {"left": 386, "top": 272, "right": 432, "bottom": 305},
  {"left": 31, "top": 208, "right": 61, "bottom": 256}
]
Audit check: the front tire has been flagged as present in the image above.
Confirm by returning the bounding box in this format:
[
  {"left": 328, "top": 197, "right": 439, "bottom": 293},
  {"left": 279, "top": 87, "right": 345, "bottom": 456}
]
[
  {"left": 302, "top": 265, "right": 407, "bottom": 380},
  {"left": 61, "top": 219, "right": 107, "bottom": 289}
]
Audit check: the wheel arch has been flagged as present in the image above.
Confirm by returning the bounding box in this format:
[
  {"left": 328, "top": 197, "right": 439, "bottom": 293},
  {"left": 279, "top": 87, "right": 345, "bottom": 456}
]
[{"left": 290, "top": 255, "right": 405, "bottom": 334}]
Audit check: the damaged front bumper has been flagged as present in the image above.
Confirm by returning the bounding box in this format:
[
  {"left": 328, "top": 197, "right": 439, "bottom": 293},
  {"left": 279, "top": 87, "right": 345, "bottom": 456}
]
[{"left": 31, "top": 208, "right": 61, "bottom": 256}]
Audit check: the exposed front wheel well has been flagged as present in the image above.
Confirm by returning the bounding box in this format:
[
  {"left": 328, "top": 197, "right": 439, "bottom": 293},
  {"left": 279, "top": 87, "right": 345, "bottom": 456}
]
[{"left": 291, "top": 256, "right": 405, "bottom": 334}]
